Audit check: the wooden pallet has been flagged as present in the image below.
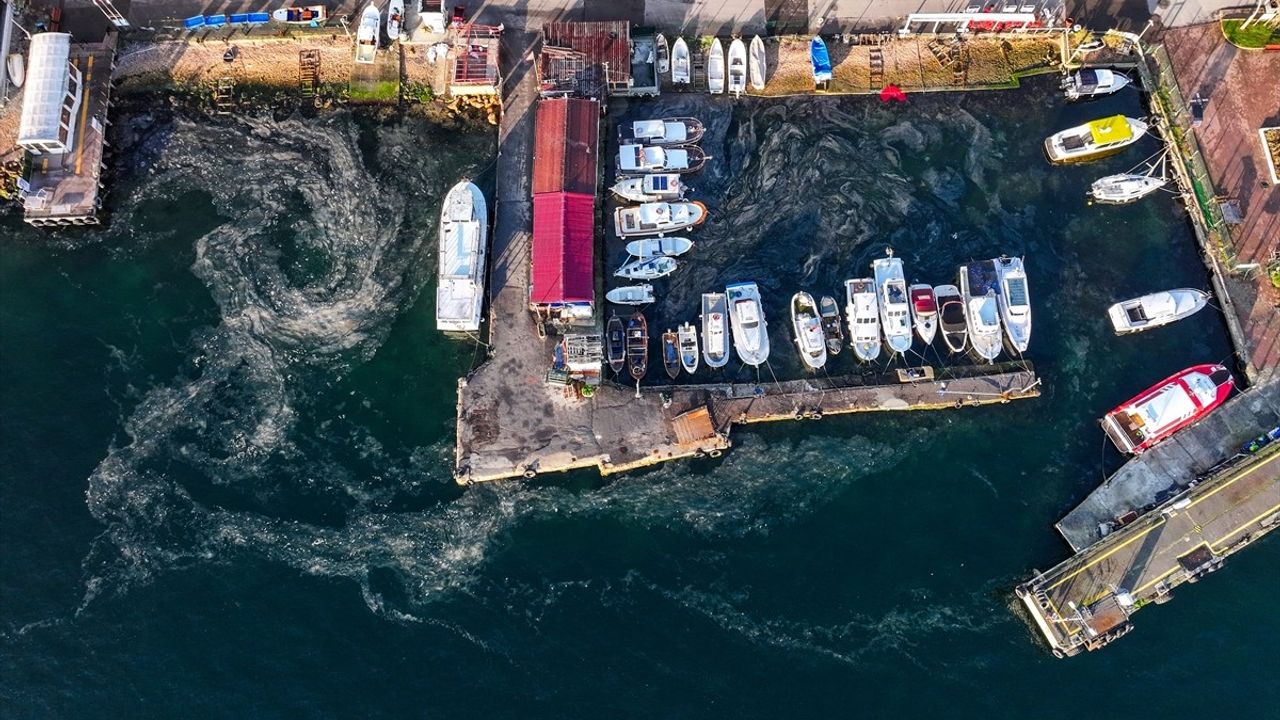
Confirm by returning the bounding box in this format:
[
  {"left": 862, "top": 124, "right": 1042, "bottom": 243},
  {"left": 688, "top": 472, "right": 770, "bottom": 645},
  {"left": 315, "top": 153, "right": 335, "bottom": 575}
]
[{"left": 214, "top": 77, "right": 235, "bottom": 114}]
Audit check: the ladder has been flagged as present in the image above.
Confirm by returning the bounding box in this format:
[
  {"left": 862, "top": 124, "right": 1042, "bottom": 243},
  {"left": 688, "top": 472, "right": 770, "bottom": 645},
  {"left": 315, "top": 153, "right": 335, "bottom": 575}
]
[
  {"left": 91, "top": 0, "right": 129, "bottom": 28},
  {"left": 214, "top": 77, "right": 235, "bottom": 114},
  {"left": 299, "top": 49, "right": 320, "bottom": 96},
  {"left": 869, "top": 47, "right": 884, "bottom": 87}
]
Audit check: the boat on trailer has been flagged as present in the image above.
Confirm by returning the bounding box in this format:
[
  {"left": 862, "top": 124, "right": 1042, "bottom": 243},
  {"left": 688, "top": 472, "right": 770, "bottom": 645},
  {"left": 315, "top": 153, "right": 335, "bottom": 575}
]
[
  {"left": 606, "top": 315, "right": 626, "bottom": 374},
  {"left": 625, "top": 236, "right": 693, "bottom": 258},
  {"left": 700, "top": 292, "right": 731, "bottom": 368},
  {"left": 749, "top": 35, "right": 766, "bottom": 91},
  {"left": 671, "top": 37, "right": 691, "bottom": 84},
  {"left": 819, "top": 295, "right": 843, "bottom": 355},
  {"left": 662, "top": 329, "right": 681, "bottom": 379},
  {"left": 909, "top": 284, "right": 938, "bottom": 346},
  {"left": 614, "top": 201, "right": 707, "bottom": 238},
  {"left": 727, "top": 38, "right": 747, "bottom": 97},
  {"left": 959, "top": 261, "right": 1002, "bottom": 362},
  {"left": 606, "top": 284, "right": 654, "bottom": 305},
  {"left": 791, "top": 292, "right": 828, "bottom": 369},
  {"left": 727, "top": 282, "right": 770, "bottom": 367},
  {"left": 845, "top": 278, "right": 881, "bottom": 362},
  {"left": 810, "top": 36, "right": 832, "bottom": 84},
  {"left": 435, "top": 181, "right": 488, "bottom": 333},
  {"left": 1044, "top": 115, "right": 1147, "bottom": 164},
  {"left": 618, "top": 117, "right": 705, "bottom": 147},
  {"left": 678, "top": 322, "right": 699, "bottom": 375},
  {"left": 626, "top": 313, "right": 649, "bottom": 381},
  {"left": 872, "top": 250, "right": 913, "bottom": 356},
  {"left": 611, "top": 174, "right": 687, "bottom": 203},
  {"left": 707, "top": 38, "right": 725, "bottom": 94},
  {"left": 1101, "top": 364, "right": 1234, "bottom": 455},
  {"left": 994, "top": 256, "right": 1031, "bottom": 353},
  {"left": 656, "top": 34, "right": 670, "bottom": 75},
  {"left": 936, "top": 284, "right": 966, "bottom": 353},
  {"left": 1108, "top": 288, "right": 1209, "bottom": 335},
  {"left": 617, "top": 144, "right": 707, "bottom": 175},
  {"left": 1062, "top": 68, "right": 1130, "bottom": 101}
]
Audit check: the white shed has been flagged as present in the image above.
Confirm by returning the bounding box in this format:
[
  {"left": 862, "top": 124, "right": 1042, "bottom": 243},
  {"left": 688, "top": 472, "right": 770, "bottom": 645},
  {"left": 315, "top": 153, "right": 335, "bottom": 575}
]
[{"left": 18, "top": 33, "right": 83, "bottom": 156}]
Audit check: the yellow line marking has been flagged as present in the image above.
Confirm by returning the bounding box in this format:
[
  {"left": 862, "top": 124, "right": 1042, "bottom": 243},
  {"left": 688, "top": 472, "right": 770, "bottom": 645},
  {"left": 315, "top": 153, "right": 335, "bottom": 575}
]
[
  {"left": 1210, "top": 500, "right": 1280, "bottom": 553},
  {"left": 74, "top": 55, "right": 93, "bottom": 176}
]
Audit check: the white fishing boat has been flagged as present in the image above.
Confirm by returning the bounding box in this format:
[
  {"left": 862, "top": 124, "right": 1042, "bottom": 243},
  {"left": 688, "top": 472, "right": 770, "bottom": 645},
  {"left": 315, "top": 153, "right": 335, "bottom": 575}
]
[
  {"left": 671, "top": 37, "right": 691, "bottom": 84},
  {"left": 1088, "top": 173, "right": 1166, "bottom": 204},
  {"left": 1108, "top": 288, "right": 1209, "bottom": 335},
  {"left": 656, "top": 34, "right": 670, "bottom": 75},
  {"left": 354, "top": 3, "right": 380, "bottom": 64},
  {"left": 1044, "top": 115, "right": 1147, "bottom": 164},
  {"left": 611, "top": 174, "right": 686, "bottom": 203},
  {"left": 1062, "top": 68, "right": 1130, "bottom": 101},
  {"left": 271, "top": 5, "right": 327, "bottom": 24},
  {"left": 935, "top": 284, "right": 967, "bottom": 353},
  {"left": 436, "top": 181, "right": 488, "bottom": 333},
  {"left": 707, "top": 38, "right": 725, "bottom": 95},
  {"left": 625, "top": 236, "right": 693, "bottom": 258},
  {"left": 791, "top": 292, "right": 827, "bottom": 369},
  {"left": 994, "top": 256, "right": 1031, "bottom": 353},
  {"left": 748, "top": 35, "right": 766, "bottom": 91},
  {"left": 615, "top": 256, "right": 679, "bottom": 280},
  {"left": 6, "top": 53, "right": 23, "bottom": 88},
  {"left": 618, "top": 117, "right": 706, "bottom": 146},
  {"left": 908, "top": 284, "right": 938, "bottom": 345},
  {"left": 678, "top": 322, "right": 699, "bottom": 375},
  {"left": 727, "top": 282, "right": 769, "bottom": 366},
  {"left": 700, "top": 292, "right": 731, "bottom": 368},
  {"left": 871, "top": 250, "right": 913, "bottom": 356},
  {"left": 959, "top": 261, "right": 1002, "bottom": 362},
  {"left": 614, "top": 201, "right": 707, "bottom": 238},
  {"left": 606, "top": 284, "right": 655, "bottom": 305},
  {"left": 386, "top": 0, "right": 405, "bottom": 41},
  {"left": 727, "top": 38, "right": 747, "bottom": 97},
  {"left": 617, "top": 144, "right": 708, "bottom": 175},
  {"left": 845, "top": 278, "right": 881, "bottom": 362}
]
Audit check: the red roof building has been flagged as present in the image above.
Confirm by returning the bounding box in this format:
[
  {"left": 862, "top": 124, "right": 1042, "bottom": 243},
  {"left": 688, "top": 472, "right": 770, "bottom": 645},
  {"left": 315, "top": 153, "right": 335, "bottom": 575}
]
[
  {"left": 539, "top": 21, "right": 632, "bottom": 98},
  {"left": 533, "top": 97, "right": 600, "bottom": 195},
  {"left": 530, "top": 192, "right": 595, "bottom": 307}
]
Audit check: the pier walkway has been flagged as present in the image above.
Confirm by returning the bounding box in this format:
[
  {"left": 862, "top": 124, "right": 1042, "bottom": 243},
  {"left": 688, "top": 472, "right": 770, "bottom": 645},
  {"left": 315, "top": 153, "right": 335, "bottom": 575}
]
[{"left": 1019, "top": 442, "right": 1280, "bottom": 657}]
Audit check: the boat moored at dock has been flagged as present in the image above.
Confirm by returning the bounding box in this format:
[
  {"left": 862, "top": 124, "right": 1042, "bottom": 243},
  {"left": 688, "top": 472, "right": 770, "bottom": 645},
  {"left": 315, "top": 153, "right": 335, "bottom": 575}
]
[
  {"left": 655, "top": 34, "right": 669, "bottom": 75},
  {"left": 727, "top": 38, "right": 747, "bottom": 97},
  {"left": 626, "top": 313, "right": 649, "bottom": 381},
  {"left": 1108, "top": 288, "right": 1209, "bottom": 334},
  {"left": 606, "top": 284, "right": 655, "bottom": 305},
  {"left": 994, "top": 256, "right": 1031, "bottom": 353},
  {"left": 614, "top": 201, "right": 707, "bottom": 237},
  {"left": 625, "top": 236, "right": 693, "bottom": 258},
  {"left": 617, "top": 144, "right": 707, "bottom": 175},
  {"left": 435, "top": 181, "right": 488, "bottom": 333},
  {"left": 727, "top": 282, "right": 770, "bottom": 366},
  {"left": 819, "top": 295, "right": 843, "bottom": 356},
  {"left": 671, "top": 37, "right": 691, "bottom": 84},
  {"left": 618, "top": 118, "right": 706, "bottom": 147},
  {"left": 791, "top": 292, "right": 827, "bottom": 370},
  {"left": 662, "top": 329, "right": 681, "bottom": 379},
  {"left": 707, "top": 39, "right": 725, "bottom": 94},
  {"left": 607, "top": 315, "right": 625, "bottom": 374},
  {"left": 611, "top": 174, "right": 687, "bottom": 203},
  {"left": 1061, "top": 68, "right": 1130, "bottom": 101},
  {"left": 354, "top": 4, "right": 380, "bottom": 64},
  {"left": 872, "top": 251, "right": 913, "bottom": 356},
  {"left": 909, "top": 284, "right": 938, "bottom": 345},
  {"left": 936, "top": 284, "right": 967, "bottom": 353},
  {"left": 615, "top": 256, "right": 679, "bottom": 280},
  {"left": 845, "top": 278, "right": 881, "bottom": 362},
  {"left": 959, "top": 261, "right": 1002, "bottom": 362},
  {"left": 1044, "top": 115, "right": 1147, "bottom": 164},
  {"left": 700, "top": 293, "right": 731, "bottom": 368},
  {"left": 677, "top": 323, "right": 699, "bottom": 375},
  {"left": 1088, "top": 173, "right": 1166, "bottom": 204},
  {"left": 1101, "top": 364, "right": 1234, "bottom": 455}
]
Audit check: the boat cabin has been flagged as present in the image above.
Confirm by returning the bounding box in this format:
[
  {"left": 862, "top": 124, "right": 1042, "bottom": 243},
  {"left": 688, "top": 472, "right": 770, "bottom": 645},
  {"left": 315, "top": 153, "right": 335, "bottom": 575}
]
[{"left": 911, "top": 287, "right": 937, "bottom": 314}]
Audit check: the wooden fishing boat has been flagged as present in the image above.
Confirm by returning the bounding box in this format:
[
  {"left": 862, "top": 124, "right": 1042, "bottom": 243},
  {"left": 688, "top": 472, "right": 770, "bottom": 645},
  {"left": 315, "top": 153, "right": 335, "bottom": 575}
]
[
  {"left": 662, "top": 329, "right": 681, "bottom": 379},
  {"left": 611, "top": 174, "right": 687, "bottom": 203},
  {"left": 606, "top": 314, "right": 626, "bottom": 374},
  {"left": 818, "top": 295, "right": 843, "bottom": 355},
  {"left": 749, "top": 35, "right": 766, "bottom": 91},
  {"left": 678, "top": 322, "right": 699, "bottom": 375},
  {"left": 1102, "top": 364, "right": 1234, "bottom": 455},
  {"left": 627, "top": 313, "right": 649, "bottom": 381},
  {"left": 727, "top": 38, "right": 747, "bottom": 97}
]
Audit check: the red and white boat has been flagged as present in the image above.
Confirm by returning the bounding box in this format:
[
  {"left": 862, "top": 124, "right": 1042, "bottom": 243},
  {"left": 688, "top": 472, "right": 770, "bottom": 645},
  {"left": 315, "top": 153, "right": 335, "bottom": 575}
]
[{"left": 1101, "top": 364, "right": 1235, "bottom": 455}]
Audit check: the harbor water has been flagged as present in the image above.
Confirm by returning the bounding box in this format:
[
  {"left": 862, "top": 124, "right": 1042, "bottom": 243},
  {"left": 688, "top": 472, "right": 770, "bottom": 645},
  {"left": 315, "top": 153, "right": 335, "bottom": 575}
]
[{"left": 3, "top": 80, "right": 1276, "bottom": 717}]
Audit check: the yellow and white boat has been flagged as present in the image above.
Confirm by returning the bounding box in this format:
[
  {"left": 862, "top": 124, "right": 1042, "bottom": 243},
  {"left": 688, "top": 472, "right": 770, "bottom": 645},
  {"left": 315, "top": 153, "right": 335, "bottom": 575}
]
[{"left": 1043, "top": 115, "right": 1147, "bottom": 164}]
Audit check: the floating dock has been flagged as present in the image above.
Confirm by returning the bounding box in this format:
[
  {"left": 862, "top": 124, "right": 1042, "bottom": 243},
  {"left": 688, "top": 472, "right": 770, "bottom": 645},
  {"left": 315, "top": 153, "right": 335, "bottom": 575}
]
[{"left": 1018, "top": 441, "right": 1280, "bottom": 657}]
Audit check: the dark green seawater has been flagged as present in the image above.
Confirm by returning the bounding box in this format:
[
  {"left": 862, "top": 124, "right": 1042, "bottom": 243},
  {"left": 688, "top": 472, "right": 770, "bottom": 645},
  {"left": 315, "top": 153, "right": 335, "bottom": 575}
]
[{"left": 3, "top": 80, "right": 1276, "bottom": 717}]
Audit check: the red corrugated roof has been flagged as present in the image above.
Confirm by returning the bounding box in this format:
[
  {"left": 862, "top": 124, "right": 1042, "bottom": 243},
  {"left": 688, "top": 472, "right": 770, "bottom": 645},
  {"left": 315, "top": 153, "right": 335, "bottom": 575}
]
[
  {"left": 530, "top": 192, "right": 595, "bottom": 306},
  {"left": 533, "top": 98, "right": 600, "bottom": 195},
  {"left": 543, "top": 21, "right": 631, "bottom": 86}
]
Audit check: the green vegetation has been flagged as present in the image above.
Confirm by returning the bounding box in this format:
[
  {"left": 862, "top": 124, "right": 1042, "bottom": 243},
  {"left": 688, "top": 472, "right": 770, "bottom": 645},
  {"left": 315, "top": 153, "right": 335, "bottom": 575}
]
[
  {"left": 348, "top": 80, "right": 400, "bottom": 103},
  {"left": 1221, "top": 19, "right": 1280, "bottom": 49}
]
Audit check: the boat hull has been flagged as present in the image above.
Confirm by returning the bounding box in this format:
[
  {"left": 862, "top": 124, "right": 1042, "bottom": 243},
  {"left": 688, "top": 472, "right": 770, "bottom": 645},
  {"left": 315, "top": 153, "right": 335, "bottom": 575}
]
[
  {"left": 700, "top": 293, "right": 731, "bottom": 368},
  {"left": 1101, "top": 364, "right": 1234, "bottom": 455},
  {"left": 436, "top": 181, "right": 488, "bottom": 333},
  {"left": 707, "top": 39, "right": 725, "bottom": 95},
  {"left": 626, "top": 313, "right": 649, "bottom": 381},
  {"left": 749, "top": 36, "right": 766, "bottom": 90},
  {"left": 1108, "top": 289, "right": 1208, "bottom": 334},
  {"left": 727, "top": 38, "right": 747, "bottom": 96},
  {"left": 727, "top": 282, "right": 770, "bottom": 367},
  {"left": 672, "top": 38, "right": 691, "bottom": 83},
  {"left": 791, "top": 292, "right": 827, "bottom": 370}
]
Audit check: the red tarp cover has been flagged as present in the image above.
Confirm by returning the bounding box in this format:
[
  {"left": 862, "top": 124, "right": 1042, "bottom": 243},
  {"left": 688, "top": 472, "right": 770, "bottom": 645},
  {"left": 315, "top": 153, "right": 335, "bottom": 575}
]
[
  {"left": 531, "top": 192, "right": 595, "bottom": 305},
  {"left": 911, "top": 287, "right": 937, "bottom": 313}
]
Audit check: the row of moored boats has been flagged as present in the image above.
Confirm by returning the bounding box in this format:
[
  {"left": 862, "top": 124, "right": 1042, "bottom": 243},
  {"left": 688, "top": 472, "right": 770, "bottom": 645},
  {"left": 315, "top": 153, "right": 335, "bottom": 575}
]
[{"left": 658, "top": 35, "right": 768, "bottom": 95}]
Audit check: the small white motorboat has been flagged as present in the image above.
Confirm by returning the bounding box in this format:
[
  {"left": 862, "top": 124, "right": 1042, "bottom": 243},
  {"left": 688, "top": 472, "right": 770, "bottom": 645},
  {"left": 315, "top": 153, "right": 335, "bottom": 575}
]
[
  {"left": 6, "top": 53, "right": 23, "bottom": 88},
  {"left": 678, "top": 322, "right": 699, "bottom": 375},
  {"left": 908, "top": 284, "right": 938, "bottom": 346},
  {"left": 701, "top": 293, "right": 731, "bottom": 368},
  {"left": 611, "top": 174, "right": 687, "bottom": 203},
  {"left": 436, "top": 181, "right": 488, "bottom": 333},
  {"left": 727, "top": 38, "right": 747, "bottom": 97},
  {"left": 845, "top": 278, "right": 881, "bottom": 362},
  {"left": 355, "top": 3, "right": 380, "bottom": 64},
  {"left": 1108, "top": 288, "right": 1209, "bottom": 335},
  {"left": 272, "top": 5, "right": 327, "bottom": 24},
  {"left": 672, "top": 37, "right": 691, "bottom": 84},
  {"left": 791, "top": 292, "right": 828, "bottom": 370},
  {"left": 656, "top": 34, "right": 670, "bottom": 75},
  {"left": 819, "top": 295, "right": 843, "bottom": 356},
  {"left": 606, "top": 284, "right": 655, "bottom": 305},
  {"left": 617, "top": 144, "right": 708, "bottom": 175},
  {"left": 727, "top": 282, "right": 769, "bottom": 366},
  {"left": 614, "top": 201, "right": 707, "bottom": 238},
  {"left": 1062, "top": 68, "right": 1130, "bottom": 101},
  {"left": 615, "top": 256, "right": 679, "bottom": 280},
  {"left": 749, "top": 35, "right": 766, "bottom": 91},
  {"left": 626, "top": 237, "right": 693, "bottom": 258},
  {"left": 936, "top": 284, "right": 967, "bottom": 353},
  {"left": 1088, "top": 173, "right": 1167, "bottom": 204},
  {"left": 386, "top": 0, "right": 405, "bottom": 41},
  {"left": 618, "top": 117, "right": 706, "bottom": 146},
  {"left": 1044, "top": 115, "right": 1147, "bottom": 165},
  {"left": 959, "top": 262, "right": 1002, "bottom": 362},
  {"left": 707, "top": 38, "right": 725, "bottom": 95},
  {"left": 994, "top": 256, "right": 1031, "bottom": 353},
  {"left": 872, "top": 250, "right": 913, "bottom": 356}
]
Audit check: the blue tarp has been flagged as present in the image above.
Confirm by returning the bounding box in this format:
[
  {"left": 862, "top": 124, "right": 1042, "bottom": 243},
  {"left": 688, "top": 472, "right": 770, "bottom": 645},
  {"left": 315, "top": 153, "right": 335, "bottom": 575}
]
[
  {"left": 183, "top": 15, "right": 205, "bottom": 29},
  {"left": 810, "top": 36, "right": 832, "bottom": 83},
  {"left": 230, "top": 13, "right": 250, "bottom": 23},
  {"left": 248, "top": 12, "right": 270, "bottom": 24},
  {"left": 204, "top": 14, "right": 227, "bottom": 27}
]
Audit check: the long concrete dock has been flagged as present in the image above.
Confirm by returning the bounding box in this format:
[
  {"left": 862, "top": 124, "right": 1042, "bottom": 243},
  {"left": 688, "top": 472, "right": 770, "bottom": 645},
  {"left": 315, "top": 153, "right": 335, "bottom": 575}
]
[{"left": 1018, "top": 442, "right": 1280, "bottom": 657}]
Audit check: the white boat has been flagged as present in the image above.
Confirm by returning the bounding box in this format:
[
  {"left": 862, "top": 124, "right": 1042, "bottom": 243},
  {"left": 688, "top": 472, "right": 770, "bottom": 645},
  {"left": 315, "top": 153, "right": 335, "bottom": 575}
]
[
  {"left": 656, "top": 34, "right": 670, "bottom": 75},
  {"left": 1108, "top": 288, "right": 1209, "bottom": 335},
  {"left": 355, "top": 3, "right": 380, "bottom": 64},
  {"left": 611, "top": 174, "right": 687, "bottom": 203},
  {"left": 701, "top": 292, "right": 731, "bottom": 368},
  {"left": 617, "top": 144, "right": 707, "bottom": 175},
  {"left": 6, "top": 53, "right": 23, "bottom": 88},
  {"left": 436, "top": 181, "right": 488, "bottom": 333},
  {"left": 994, "top": 256, "right": 1031, "bottom": 353},
  {"left": 749, "top": 35, "right": 766, "bottom": 91},
  {"left": 959, "top": 261, "right": 1002, "bottom": 362},
  {"left": 707, "top": 39, "right": 725, "bottom": 95},
  {"left": 791, "top": 292, "right": 827, "bottom": 369},
  {"left": 614, "top": 201, "right": 707, "bottom": 238},
  {"left": 606, "top": 284, "right": 655, "bottom": 305},
  {"left": 625, "top": 236, "right": 693, "bottom": 258},
  {"left": 1088, "top": 173, "right": 1166, "bottom": 204},
  {"left": 618, "top": 117, "right": 706, "bottom": 146},
  {"left": 935, "top": 284, "right": 967, "bottom": 353},
  {"left": 615, "top": 256, "right": 679, "bottom": 280},
  {"left": 871, "top": 250, "right": 913, "bottom": 356},
  {"left": 271, "top": 5, "right": 327, "bottom": 24},
  {"left": 908, "top": 284, "right": 938, "bottom": 346},
  {"left": 1062, "top": 68, "right": 1130, "bottom": 101},
  {"left": 727, "top": 38, "right": 747, "bottom": 97},
  {"left": 1044, "top": 115, "right": 1147, "bottom": 164},
  {"left": 845, "top": 278, "right": 881, "bottom": 362},
  {"left": 386, "top": 0, "right": 405, "bottom": 41},
  {"left": 671, "top": 37, "right": 691, "bottom": 84},
  {"left": 678, "top": 322, "right": 699, "bottom": 375},
  {"left": 727, "top": 282, "right": 769, "bottom": 366}
]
